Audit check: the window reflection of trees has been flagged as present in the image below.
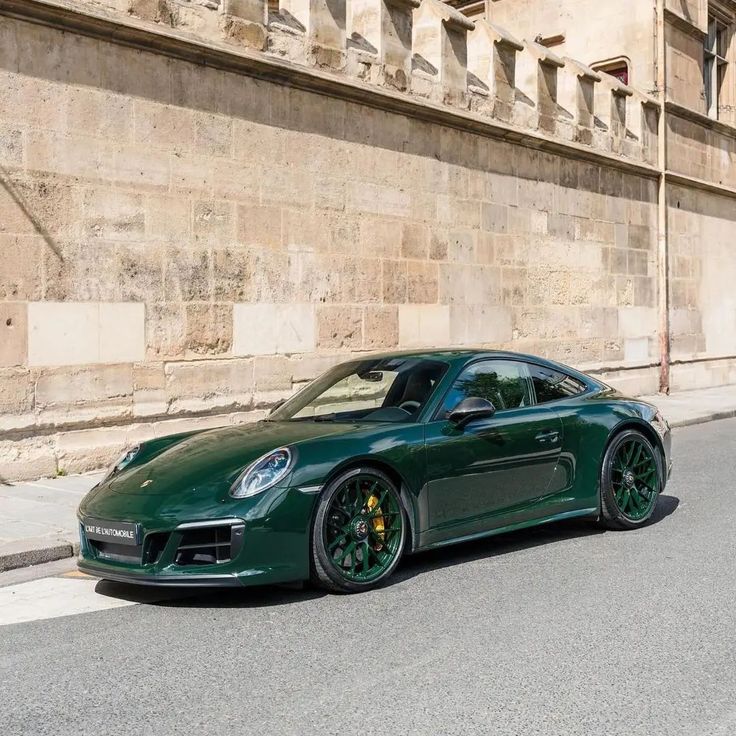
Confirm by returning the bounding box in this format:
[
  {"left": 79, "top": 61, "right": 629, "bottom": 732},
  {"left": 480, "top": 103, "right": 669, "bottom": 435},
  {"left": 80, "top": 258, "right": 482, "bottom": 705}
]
[{"left": 456, "top": 372, "right": 525, "bottom": 410}]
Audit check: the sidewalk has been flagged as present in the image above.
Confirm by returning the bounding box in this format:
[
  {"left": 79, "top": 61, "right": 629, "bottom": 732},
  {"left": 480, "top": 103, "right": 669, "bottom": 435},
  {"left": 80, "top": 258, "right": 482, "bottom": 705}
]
[{"left": 2, "top": 384, "right": 736, "bottom": 573}]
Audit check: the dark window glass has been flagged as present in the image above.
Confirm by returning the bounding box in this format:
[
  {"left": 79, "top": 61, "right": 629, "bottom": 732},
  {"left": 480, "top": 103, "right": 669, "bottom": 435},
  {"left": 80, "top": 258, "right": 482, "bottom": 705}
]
[
  {"left": 441, "top": 360, "right": 532, "bottom": 416},
  {"left": 529, "top": 365, "right": 587, "bottom": 404}
]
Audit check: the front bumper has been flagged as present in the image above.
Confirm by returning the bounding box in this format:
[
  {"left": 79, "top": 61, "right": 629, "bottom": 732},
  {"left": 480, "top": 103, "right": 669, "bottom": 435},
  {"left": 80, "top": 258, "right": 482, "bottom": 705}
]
[
  {"left": 77, "top": 486, "right": 317, "bottom": 588},
  {"left": 77, "top": 560, "right": 243, "bottom": 587}
]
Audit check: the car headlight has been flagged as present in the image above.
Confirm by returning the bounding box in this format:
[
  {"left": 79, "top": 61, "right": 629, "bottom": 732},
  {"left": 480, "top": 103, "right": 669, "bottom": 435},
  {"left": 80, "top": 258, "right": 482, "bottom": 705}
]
[
  {"left": 230, "top": 448, "right": 293, "bottom": 499},
  {"left": 650, "top": 411, "right": 670, "bottom": 439},
  {"left": 104, "top": 445, "right": 140, "bottom": 481}
]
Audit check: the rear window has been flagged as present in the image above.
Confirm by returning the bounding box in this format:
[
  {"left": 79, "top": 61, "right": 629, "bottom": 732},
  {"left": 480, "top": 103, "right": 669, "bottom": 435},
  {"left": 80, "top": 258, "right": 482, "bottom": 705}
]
[{"left": 529, "top": 364, "right": 587, "bottom": 404}]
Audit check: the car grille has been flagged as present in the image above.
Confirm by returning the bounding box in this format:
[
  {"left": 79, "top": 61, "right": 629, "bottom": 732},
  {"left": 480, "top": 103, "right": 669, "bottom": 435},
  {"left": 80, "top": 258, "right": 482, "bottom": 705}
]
[
  {"left": 89, "top": 540, "right": 143, "bottom": 564},
  {"left": 175, "top": 523, "right": 245, "bottom": 566}
]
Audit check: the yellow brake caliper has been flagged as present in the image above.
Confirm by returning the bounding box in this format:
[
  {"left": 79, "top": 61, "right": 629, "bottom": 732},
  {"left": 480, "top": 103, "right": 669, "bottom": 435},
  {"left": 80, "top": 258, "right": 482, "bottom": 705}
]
[{"left": 366, "top": 494, "right": 385, "bottom": 551}]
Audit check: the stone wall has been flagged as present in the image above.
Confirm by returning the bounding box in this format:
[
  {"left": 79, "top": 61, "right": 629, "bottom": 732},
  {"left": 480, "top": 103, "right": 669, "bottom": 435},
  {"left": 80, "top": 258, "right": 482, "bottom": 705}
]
[{"left": 0, "top": 0, "right": 724, "bottom": 480}]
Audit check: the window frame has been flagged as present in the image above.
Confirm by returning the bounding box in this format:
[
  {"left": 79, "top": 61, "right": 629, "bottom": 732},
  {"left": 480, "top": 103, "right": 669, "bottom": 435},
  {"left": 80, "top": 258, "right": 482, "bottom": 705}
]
[
  {"left": 431, "top": 357, "right": 595, "bottom": 422},
  {"left": 704, "top": 10, "right": 731, "bottom": 119}
]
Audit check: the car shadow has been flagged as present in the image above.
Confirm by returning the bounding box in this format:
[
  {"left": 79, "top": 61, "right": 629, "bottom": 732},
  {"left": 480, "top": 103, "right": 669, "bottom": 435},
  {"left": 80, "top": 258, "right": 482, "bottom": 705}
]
[{"left": 93, "top": 494, "right": 680, "bottom": 608}]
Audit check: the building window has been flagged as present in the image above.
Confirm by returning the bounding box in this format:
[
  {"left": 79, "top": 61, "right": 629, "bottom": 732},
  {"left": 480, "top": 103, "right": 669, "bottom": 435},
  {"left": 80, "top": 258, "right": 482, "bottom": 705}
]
[
  {"left": 704, "top": 14, "right": 729, "bottom": 118},
  {"left": 592, "top": 60, "right": 630, "bottom": 86}
]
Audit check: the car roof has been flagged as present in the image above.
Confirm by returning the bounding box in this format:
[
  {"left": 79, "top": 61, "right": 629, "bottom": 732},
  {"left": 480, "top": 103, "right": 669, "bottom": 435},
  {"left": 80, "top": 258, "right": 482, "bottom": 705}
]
[{"left": 349, "top": 349, "right": 603, "bottom": 386}]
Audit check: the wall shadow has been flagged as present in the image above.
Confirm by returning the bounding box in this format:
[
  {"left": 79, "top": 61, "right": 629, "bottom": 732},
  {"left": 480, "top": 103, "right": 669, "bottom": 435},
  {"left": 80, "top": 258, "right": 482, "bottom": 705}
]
[{"left": 0, "top": 12, "right": 657, "bottom": 203}]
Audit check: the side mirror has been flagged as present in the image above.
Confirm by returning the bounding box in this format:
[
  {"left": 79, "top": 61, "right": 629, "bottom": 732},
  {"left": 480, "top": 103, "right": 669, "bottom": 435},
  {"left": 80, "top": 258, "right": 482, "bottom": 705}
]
[{"left": 448, "top": 397, "right": 496, "bottom": 428}]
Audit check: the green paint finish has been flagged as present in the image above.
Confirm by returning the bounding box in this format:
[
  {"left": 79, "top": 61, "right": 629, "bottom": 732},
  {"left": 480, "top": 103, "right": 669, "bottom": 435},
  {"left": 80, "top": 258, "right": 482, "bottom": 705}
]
[{"left": 77, "top": 349, "right": 672, "bottom": 588}]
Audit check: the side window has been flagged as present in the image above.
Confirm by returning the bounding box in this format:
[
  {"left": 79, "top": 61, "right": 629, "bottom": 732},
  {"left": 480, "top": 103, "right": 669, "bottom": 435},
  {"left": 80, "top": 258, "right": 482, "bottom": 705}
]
[
  {"left": 441, "top": 360, "right": 532, "bottom": 416},
  {"left": 528, "top": 364, "right": 587, "bottom": 404}
]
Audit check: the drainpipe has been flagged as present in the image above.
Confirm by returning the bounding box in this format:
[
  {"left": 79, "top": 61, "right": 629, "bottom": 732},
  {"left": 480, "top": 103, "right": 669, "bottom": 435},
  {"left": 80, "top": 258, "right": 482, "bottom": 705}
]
[{"left": 655, "top": 0, "right": 670, "bottom": 394}]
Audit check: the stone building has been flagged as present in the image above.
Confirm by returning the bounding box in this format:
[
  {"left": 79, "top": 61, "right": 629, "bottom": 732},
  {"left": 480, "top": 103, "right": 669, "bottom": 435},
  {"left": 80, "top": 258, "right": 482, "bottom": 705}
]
[{"left": 0, "top": 0, "right": 733, "bottom": 479}]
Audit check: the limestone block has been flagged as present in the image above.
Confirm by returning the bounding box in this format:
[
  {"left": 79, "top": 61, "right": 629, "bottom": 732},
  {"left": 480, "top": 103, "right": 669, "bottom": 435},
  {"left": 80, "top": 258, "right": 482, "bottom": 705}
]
[
  {"left": 347, "top": 182, "right": 410, "bottom": 218},
  {"left": 407, "top": 260, "right": 439, "bottom": 303},
  {"left": 220, "top": 0, "right": 267, "bottom": 50},
  {"left": 0, "top": 302, "right": 27, "bottom": 367},
  {"left": 185, "top": 303, "right": 233, "bottom": 355},
  {"left": 363, "top": 305, "right": 399, "bottom": 349},
  {"left": 382, "top": 259, "right": 408, "bottom": 302},
  {"left": 290, "top": 353, "right": 346, "bottom": 382},
  {"left": 28, "top": 302, "right": 145, "bottom": 367},
  {"left": 449, "top": 304, "right": 512, "bottom": 346},
  {"left": 193, "top": 200, "right": 235, "bottom": 245},
  {"left": 83, "top": 188, "right": 145, "bottom": 242},
  {"left": 35, "top": 364, "right": 134, "bottom": 407},
  {"left": 233, "top": 303, "right": 316, "bottom": 355},
  {"left": 254, "top": 355, "right": 294, "bottom": 391},
  {"left": 398, "top": 303, "right": 450, "bottom": 347},
  {"left": 349, "top": 0, "right": 420, "bottom": 90},
  {"left": 0, "top": 126, "right": 24, "bottom": 165},
  {"left": 317, "top": 305, "right": 363, "bottom": 349},
  {"left": 55, "top": 425, "right": 129, "bottom": 475},
  {"left": 0, "top": 368, "right": 33, "bottom": 414},
  {"left": 401, "top": 222, "right": 430, "bottom": 259},
  {"left": 411, "top": 0, "right": 474, "bottom": 105},
  {"left": 623, "top": 337, "right": 652, "bottom": 363},
  {"left": 618, "top": 306, "right": 657, "bottom": 340},
  {"left": 133, "top": 362, "right": 167, "bottom": 417},
  {"left": 165, "top": 358, "right": 255, "bottom": 412},
  {"left": 279, "top": 0, "right": 347, "bottom": 68},
  {"left": 0, "top": 437, "right": 57, "bottom": 483}
]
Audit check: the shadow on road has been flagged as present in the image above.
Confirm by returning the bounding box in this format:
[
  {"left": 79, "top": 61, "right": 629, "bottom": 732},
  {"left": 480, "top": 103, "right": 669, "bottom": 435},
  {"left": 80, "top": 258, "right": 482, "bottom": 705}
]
[{"left": 93, "top": 494, "right": 680, "bottom": 608}]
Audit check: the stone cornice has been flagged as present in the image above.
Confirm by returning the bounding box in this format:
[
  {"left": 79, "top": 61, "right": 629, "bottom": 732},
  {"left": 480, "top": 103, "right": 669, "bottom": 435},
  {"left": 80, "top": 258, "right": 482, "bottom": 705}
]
[
  {"left": 666, "top": 99, "right": 736, "bottom": 140},
  {"left": 662, "top": 6, "right": 706, "bottom": 39},
  {"left": 0, "top": 0, "right": 661, "bottom": 179}
]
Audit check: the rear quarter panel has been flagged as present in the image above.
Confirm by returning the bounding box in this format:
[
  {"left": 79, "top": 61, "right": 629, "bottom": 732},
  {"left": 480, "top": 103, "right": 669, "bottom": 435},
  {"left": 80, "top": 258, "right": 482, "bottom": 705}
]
[{"left": 548, "top": 388, "right": 669, "bottom": 510}]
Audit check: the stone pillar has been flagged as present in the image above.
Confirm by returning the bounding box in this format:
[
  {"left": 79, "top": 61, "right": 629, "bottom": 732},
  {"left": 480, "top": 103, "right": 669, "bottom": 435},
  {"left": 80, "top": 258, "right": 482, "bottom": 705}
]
[
  {"left": 595, "top": 72, "right": 633, "bottom": 154},
  {"left": 411, "top": 0, "right": 474, "bottom": 105},
  {"left": 514, "top": 40, "right": 564, "bottom": 133},
  {"left": 349, "top": 0, "right": 420, "bottom": 90},
  {"left": 559, "top": 57, "right": 601, "bottom": 144},
  {"left": 220, "top": 0, "right": 269, "bottom": 50},
  {"left": 467, "top": 20, "right": 523, "bottom": 121},
  {"left": 279, "top": 0, "right": 347, "bottom": 68}
]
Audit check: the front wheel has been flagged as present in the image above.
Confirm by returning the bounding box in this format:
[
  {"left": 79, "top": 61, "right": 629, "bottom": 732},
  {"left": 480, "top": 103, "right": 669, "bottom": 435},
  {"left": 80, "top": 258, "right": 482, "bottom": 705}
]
[
  {"left": 311, "top": 468, "right": 406, "bottom": 593},
  {"left": 600, "top": 429, "right": 662, "bottom": 530}
]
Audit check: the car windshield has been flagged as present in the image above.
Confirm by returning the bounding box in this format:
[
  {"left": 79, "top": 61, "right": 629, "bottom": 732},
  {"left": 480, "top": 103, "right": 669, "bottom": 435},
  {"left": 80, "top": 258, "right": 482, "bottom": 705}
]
[{"left": 268, "top": 357, "right": 449, "bottom": 423}]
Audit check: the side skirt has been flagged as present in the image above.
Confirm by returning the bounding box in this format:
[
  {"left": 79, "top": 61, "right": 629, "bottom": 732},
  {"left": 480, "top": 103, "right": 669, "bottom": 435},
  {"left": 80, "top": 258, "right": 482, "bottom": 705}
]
[{"left": 420, "top": 507, "right": 599, "bottom": 551}]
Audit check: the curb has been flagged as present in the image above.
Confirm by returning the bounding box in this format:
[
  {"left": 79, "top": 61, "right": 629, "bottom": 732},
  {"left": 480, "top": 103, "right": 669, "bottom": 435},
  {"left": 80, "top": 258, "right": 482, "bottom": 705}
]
[
  {"left": 668, "top": 409, "right": 736, "bottom": 429},
  {"left": 0, "top": 536, "right": 80, "bottom": 574}
]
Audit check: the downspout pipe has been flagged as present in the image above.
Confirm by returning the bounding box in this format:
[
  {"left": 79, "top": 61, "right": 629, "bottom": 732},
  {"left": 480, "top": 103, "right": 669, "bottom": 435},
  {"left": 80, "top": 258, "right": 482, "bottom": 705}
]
[{"left": 656, "top": 0, "right": 671, "bottom": 393}]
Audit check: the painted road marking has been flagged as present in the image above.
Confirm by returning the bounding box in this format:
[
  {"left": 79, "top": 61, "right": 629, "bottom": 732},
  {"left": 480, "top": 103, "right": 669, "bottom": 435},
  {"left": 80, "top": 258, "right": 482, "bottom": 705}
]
[{"left": 0, "top": 577, "right": 139, "bottom": 627}]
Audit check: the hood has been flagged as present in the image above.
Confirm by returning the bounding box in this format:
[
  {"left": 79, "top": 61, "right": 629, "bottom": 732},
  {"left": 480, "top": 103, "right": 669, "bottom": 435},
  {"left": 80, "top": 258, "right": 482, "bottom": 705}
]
[{"left": 105, "top": 420, "right": 361, "bottom": 497}]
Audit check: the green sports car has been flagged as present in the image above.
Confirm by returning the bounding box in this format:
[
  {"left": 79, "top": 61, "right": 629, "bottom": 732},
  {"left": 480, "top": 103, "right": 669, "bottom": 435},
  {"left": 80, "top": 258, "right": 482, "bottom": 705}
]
[{"left": 78, "top": 350, "right": 672, "bottom": 593}]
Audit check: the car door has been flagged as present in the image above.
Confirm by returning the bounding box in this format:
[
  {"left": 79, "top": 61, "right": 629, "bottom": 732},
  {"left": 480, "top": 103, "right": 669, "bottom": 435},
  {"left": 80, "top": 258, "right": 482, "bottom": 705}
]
[{"left": 423, "top": 359, "right": 563, "bottom": 541}]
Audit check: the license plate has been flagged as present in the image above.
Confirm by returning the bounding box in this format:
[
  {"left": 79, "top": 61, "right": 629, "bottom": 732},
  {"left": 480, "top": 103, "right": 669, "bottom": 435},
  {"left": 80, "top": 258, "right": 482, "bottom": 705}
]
[{"left": 83, "top": 518, "right": 140, "bottom": 546}]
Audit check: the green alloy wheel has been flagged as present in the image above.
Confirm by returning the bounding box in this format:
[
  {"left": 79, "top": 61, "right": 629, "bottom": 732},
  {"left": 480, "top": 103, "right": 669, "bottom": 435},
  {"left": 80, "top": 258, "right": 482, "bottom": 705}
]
[
  {"left": 600, "top": 429, "right": 661, "bottom": 530},
  {"left": 311, "top": 468, "right": 406, "bottom": 593}
]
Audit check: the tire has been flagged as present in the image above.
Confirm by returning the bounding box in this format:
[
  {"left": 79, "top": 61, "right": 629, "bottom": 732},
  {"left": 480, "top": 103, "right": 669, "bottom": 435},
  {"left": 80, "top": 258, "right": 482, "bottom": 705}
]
[
  {"left": 599, "top": 429, "right": 663, "bottom": 530},
  {"left": 311, "top": 467, "right": 406, "bottom": 593}
]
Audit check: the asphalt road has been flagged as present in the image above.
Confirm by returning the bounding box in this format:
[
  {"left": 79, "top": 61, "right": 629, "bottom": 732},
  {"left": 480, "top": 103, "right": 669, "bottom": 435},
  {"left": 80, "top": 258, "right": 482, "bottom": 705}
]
[{"left": 1, "top": 418, "right": 735, "bottom": 736}]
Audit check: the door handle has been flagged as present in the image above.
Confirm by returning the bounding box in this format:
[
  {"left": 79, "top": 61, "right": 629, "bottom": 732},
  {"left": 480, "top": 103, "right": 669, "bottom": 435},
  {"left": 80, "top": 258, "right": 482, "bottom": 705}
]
[{"left": 535, "top": 429, "right": 560, "bottom": 444}]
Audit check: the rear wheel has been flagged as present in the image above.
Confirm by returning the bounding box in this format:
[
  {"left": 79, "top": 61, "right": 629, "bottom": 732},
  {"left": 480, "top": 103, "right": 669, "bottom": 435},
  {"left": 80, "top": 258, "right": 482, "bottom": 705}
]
[
  {"left": 311, "top": 468, "right": 406, "bottom": 593},
  {"left": 600, "top": 429, "right": 662, "bottom": 530}
]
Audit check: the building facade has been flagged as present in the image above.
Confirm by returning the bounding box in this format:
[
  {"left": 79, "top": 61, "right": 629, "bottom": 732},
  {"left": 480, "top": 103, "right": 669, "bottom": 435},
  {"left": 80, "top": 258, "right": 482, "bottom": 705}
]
[{"left": 0, "top": 0, "right": 733, "bottom": 480}]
